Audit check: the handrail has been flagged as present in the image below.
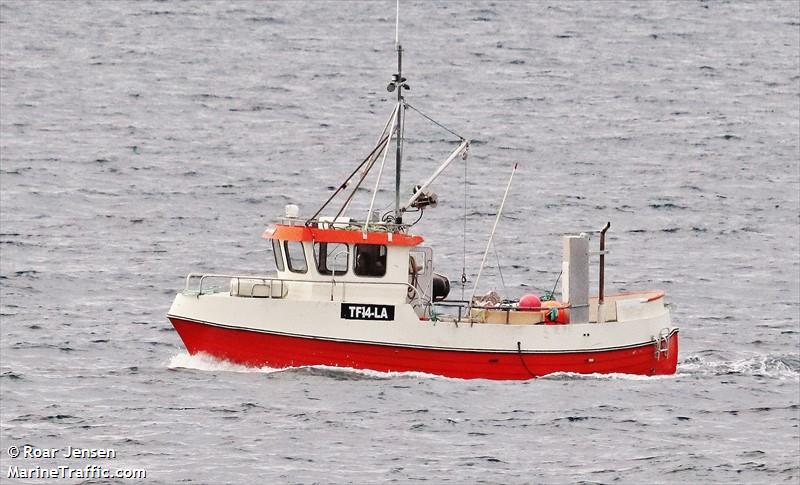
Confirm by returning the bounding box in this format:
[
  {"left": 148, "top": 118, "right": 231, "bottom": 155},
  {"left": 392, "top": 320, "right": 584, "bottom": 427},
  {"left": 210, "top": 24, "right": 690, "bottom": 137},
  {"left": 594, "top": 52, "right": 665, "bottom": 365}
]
[
  {"left": 183, "top": 273, "right": 284, "bottom": 297},
  {"left": 183, "top": 272, "right": 422, "bottom": 300},
  {"left": 435, "top": 290, "right": 665, "bottom": 309},
  {"left": 185, "top": 272, "right": 258, "bottom": 292},
  {"left": 302, "top": 218, "right": 411, "bottom": 233},
  {"left": 470, "top": 303, "right": 574, "bottom": 311}
]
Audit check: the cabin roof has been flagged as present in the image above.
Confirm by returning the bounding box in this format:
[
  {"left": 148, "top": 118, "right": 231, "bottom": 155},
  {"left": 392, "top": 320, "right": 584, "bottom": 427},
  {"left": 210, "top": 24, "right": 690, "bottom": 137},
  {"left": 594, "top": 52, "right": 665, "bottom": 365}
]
[{"left": 262, "top": 224, "right": 424, "bottom": 247}]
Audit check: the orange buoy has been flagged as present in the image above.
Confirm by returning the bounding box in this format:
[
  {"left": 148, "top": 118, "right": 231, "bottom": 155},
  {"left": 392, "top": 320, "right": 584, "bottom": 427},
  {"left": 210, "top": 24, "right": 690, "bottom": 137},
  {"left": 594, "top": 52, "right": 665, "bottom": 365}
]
[{"left": 541, "top": 300, "right": 570, "bottom": 324}]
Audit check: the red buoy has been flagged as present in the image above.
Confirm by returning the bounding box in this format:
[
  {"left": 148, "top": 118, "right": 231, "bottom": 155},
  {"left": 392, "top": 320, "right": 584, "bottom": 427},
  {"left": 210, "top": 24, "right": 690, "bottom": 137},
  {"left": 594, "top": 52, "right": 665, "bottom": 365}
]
[{"left": 518, "top": 294, "right": 541, "bottom": 310}]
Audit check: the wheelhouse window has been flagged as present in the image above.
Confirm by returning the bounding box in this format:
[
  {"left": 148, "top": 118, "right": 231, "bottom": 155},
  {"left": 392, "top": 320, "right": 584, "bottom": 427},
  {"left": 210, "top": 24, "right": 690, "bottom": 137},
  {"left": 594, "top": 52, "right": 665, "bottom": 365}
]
[
  {"left": 354, "top": 244, "right": 387, "bottom": 277},
  {"left": 284, "top": 241, "right": 308, "bottom": 273},
  {"left": 314, "top": 242, "right": 349, "bottom": 276},
  {"left": 409, "top": 250, "right": 426, "bottom": 273},
  {"left": 271, "top": 239, "right": 285, "bottom": 271}
]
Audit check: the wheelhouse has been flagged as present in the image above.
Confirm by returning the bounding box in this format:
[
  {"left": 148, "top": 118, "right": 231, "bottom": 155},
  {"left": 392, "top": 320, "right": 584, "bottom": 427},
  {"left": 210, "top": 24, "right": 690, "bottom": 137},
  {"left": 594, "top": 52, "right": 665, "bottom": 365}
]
[
  {"left": 263, "top": 223, "right": 423, "bottom": 280},
  {"left": 261, "top": 221, "right": 443, "bottom": 315}
]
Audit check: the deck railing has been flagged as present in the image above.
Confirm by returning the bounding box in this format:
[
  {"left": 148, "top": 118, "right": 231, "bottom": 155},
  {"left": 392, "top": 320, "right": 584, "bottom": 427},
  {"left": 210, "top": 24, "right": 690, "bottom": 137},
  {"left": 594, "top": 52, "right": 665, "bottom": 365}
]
[
  {"left": 183, "top": 273, "right": 287, "bottom": 298},
  {"left": 183, "top": 272, "right": 422, "bottom": 301}
]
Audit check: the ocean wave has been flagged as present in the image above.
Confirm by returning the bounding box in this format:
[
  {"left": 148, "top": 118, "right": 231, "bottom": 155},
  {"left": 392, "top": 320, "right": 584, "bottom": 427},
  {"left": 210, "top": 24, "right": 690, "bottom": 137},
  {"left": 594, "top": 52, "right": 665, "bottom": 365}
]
[
  {"left": 539, "top": 371, "right": 676, "bottom": 381},
  {"left": 679, "top": 354, "right": 800, "bottom": 379}
]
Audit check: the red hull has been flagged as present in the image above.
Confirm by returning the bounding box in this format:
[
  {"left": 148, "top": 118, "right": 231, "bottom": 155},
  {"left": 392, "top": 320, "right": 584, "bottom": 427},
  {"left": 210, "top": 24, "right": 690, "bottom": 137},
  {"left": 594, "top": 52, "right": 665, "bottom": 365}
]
[{"left": 169, "top": 317, "right": 678, "bottom": 380}]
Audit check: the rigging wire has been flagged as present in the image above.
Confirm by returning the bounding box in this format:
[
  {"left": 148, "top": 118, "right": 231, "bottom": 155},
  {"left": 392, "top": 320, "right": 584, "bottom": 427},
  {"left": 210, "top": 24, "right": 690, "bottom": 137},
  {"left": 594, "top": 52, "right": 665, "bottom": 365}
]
[
  {"left": 305, "top": 132, "right": 392, "bottom": 225},
  {"left": 404, "top": 101, "right": 465, "bottom": 141},
  {"left": 403, "top": 99, "right": 475, "bottom": 299},
  {"left": 332, "top": 134, "right": 393, "bottom": 222},
  {"left": 469, "top": 163, "right": 517, "bottom": 309},
  {"left": 492, "top": 240, "right": 508, "bottom": 298},
  {"left": 543, "top": 270, "right": 563, "bottom": 302}
]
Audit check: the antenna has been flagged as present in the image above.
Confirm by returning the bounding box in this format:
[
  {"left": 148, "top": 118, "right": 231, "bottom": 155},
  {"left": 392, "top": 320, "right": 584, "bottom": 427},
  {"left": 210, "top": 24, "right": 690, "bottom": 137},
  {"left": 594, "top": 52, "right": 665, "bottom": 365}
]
[{"left": 387, "top": 0, "right": 409, "bottom": 225}]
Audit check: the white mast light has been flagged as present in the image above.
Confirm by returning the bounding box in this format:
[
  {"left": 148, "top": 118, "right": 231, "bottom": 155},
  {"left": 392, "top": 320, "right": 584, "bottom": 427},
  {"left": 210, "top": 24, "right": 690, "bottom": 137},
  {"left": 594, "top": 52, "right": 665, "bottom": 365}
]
[{"left": 285, "top": 204, "right": 299, "bottom": 219}]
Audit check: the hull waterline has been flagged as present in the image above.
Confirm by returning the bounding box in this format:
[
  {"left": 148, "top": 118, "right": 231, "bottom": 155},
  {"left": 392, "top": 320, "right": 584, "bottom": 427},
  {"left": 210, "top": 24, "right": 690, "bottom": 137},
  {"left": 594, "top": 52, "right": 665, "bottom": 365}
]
[{"left": 169, "top": 316, "right": 679, "bottom": 380}]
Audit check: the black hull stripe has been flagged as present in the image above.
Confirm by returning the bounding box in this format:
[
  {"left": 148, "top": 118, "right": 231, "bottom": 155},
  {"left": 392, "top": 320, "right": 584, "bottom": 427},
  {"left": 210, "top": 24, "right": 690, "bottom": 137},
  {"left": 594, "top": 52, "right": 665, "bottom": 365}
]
[{"left": 168, "top": 314, "right": 679, "bottom": 355}]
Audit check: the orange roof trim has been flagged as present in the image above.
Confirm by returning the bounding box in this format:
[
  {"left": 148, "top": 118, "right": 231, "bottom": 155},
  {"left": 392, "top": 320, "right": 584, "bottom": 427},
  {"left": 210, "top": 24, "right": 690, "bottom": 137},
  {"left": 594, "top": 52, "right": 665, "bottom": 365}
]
[{"left": 262, "top": 224, "right": 424, "bottom": 247}]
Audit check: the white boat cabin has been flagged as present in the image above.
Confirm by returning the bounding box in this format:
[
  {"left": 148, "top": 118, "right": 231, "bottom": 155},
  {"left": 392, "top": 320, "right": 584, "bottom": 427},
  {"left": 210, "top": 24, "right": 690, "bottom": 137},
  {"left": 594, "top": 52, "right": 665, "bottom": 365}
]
[{"left": 245, "top": 217, "right": 447, "bottom": 317}]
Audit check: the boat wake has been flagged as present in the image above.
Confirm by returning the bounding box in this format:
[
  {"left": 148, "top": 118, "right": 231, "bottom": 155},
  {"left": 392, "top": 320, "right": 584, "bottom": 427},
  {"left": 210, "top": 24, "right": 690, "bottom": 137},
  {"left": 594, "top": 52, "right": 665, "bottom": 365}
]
[
  {"left": 539, "top": 372, "right": 677, "bottom": 381},
  {"left": 167, "top": 352, "right": 688, "bottom": 382},
  {"left": 167, "top": 352, "right": 286, "bottom": 375},
  {"left": 166, "top": 352, "right": 450, "bottom": 380},
  {"left": 290, "top": 364, "right": 453, "bottom": 381},
  {"left": 678, "top": 354, "right": 800, "bottom": 380}
]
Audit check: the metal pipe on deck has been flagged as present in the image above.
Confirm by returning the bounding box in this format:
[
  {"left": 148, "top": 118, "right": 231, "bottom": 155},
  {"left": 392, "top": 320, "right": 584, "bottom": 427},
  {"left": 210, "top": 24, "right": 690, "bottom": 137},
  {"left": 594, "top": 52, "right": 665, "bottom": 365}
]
[{"left": 598, "top": 221, "right": 611, "bottom": 324}]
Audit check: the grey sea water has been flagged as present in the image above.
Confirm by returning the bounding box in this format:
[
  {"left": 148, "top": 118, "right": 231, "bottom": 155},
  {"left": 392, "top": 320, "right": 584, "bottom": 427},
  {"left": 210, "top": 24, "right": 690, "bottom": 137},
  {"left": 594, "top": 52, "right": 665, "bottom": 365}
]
[{"left": 1, "top": 1, "right": 799, "bottom": 483}]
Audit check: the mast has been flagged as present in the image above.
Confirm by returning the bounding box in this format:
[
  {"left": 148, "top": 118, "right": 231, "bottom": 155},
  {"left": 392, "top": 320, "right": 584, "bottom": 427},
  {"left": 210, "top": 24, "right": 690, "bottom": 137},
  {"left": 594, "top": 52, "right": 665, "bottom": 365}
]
[{"left": 389, "top": 44, "right": 407, "bottom": 225}]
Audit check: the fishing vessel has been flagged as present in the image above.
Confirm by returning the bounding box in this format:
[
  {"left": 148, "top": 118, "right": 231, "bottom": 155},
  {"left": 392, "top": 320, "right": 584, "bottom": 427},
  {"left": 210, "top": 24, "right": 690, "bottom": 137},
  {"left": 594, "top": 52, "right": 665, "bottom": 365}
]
[{"left": 167, "top": 39, "right": 678, "bottom": 380}]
